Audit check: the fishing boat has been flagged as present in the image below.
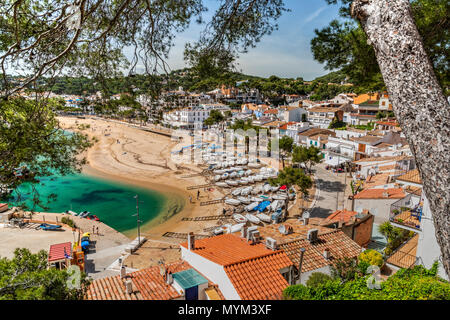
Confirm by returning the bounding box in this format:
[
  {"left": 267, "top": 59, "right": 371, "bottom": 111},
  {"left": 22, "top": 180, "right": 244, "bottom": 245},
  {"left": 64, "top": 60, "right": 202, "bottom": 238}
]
[
  {"left": 241, "top": 186, "right": 253, "bottom": 196},
  {"left": 250, "top": 196, "right": 264, "bottom": 202},
  {"left": 225, "top": 198, "right": 241, "bottom": 206},
  {"left": 245, "top": 213, "right": 261, "bottom": 225},
  {"left": 222, "top": 173, "right": 229, "bottom": 180},
  {"left": 237, "top": 196, "right": 251, "bottom": 205},
  {"left": 256, "top": 213, "right": 271, "bottom": 223},
  {"left": 232, "top": 188, "right": 243, "bottom": 196},
  {"left": 245, "top": 169, "right": 252, "bottom": 176},
  {"left": 229, "top": 223, "right": 245, "bottom": 233},
  {"left": 270, "top": 186, "right": 280, "bottom": 192},
  {"left": 269, "top": 200, "right": 280, "bottom": 212},
  {"left": 233, "top": 214, "right": 247, "bottom": 223},
  {"left": 65, "top": 210, "right": 78, "bottom": 216},
  {"left": 254, "top": 175, "right": 263, "bottom": 182},
  {"left": 214, "top": 175, "right": 222, "bottom": 181},
  {"left": 256, "top": 200, "right": 271, "bottom": 212},
  {"left": 251, "top": 185, "right": 263, "bottom": 195},
  {"left": 273, "top": 194, "right": 288, "bottom": 201},
  {"left": 214, "top": 226, "right": 229, "bottom": 235},
  {"left": 263, "top": 184, "right": 272, "bottom": 193},
  {"left": 229, "top": 172, "right": 238, "bottom": 179},
  {"left": 245, "top": 202, "right": 259, "bottom": 211},
  {"left": 79, "top": 211, "right": 90, "bottom": 218},
  {"left": 248, "top": 162, "right": 261, "bottom": 168},
  {"left": 215, "top": 182, "right": 229, "bottom": 188},
  {"left": 239, "top": 179, "right": 248, "bottom": 185},
  {"left": 237, "top": 170, "right": 245, "bottom": 177},
  {"left": 226, "top": 180, "right": 239, "bottom": 187},
  {"left": 38, "top": 223, "right": 62, "bottom": 231}
]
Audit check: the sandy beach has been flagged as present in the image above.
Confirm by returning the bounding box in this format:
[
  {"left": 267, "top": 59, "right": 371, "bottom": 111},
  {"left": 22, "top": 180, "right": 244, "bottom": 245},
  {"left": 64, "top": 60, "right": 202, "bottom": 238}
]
[{"left": 58, "top": 116, "right": 226, "bottom": 242}]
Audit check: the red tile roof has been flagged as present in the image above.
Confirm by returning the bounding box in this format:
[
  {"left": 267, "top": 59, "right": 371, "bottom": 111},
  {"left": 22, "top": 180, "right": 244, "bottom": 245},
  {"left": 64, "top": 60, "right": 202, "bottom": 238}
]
[
  {"left": 396, "top": 169, "right": 422, "bottom": 185},
  {"left": 48, "top": 242, "right": 72, "bottom": 262},
  {"left": 354, "top": 188, "right": 406, "bottom": 200},
  {"left": 86, "top": 261, "right": 224, "bottom": 300},
  {"left": 324, "top": 210, "right": 359, "bottom": 224},
  {"left": 181, "top": 234, "right": 293, "bottom": 300},
  {"left": 279, "top": 230, "right": 362, "bottom": 273}
]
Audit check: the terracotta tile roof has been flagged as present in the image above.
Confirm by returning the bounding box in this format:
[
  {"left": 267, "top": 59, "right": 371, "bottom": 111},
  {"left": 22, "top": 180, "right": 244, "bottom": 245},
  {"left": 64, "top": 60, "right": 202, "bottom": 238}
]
[
  {"left": 264, "top": 109, "right": 279, "bottom": 114},
  {"left": 354, "top": 188, "right": 406, "bottom": 200},
  {"left": 396, "top": 169, "right": 422, "bottom": 185},
  {"left": 363, "top": 172, "right": 391, "bottom": 188},
  {"left": 86, "top": 261, "right": 224, "bottom": 300},
  {"left": 224, "top": 251, "right": 292, "bottom": 300},
  {"left": 405, "top": 185, "right": 422, "bottom": 197},
  {"left": 278, "top": 121, "right": 297, "bottom": 130},
  {"left": 257, "top": 219, "right": 331, "bottom": 244},
  {"left": 386, "top": 234, "right": 418, "bottom": 269},
  {"left": 309, "top": 106, "right": 341, "bottom": 113},
  {"left": 279, "top": 230, "right": 362, "bottom": 273},
  {"left": 181, "top": 233, "right": 293, "bottom": 300},
  {"left": 324, "top": 210, "right": 358, "bottom": 224},
  {"left": 298, "top": 128, "right": 335, "bottom": 138},
  {"left": 352, "top": 135, "right": 382, "bottom": 144},
  {"left": 376, "top": 120, "right": 399, "bottom": 127},
  {"left": 48, "top": 242, "right": 72, "bottom": 262}
]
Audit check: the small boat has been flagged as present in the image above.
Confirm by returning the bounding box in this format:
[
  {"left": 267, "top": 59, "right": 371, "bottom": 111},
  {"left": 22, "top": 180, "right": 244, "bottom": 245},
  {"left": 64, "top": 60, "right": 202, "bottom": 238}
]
[
  {"left": 225, "top": 198, "right": 241, "bottom": 206},
  {"left": 245, "top": 202, "right": 259, "bottom": 211},
  {"left": 256, "top": 200, "right": 271, "bottom": 212},
  {"left": 229, "top": 223, "right": 245, "bottom": 233},
  {"left": 251, "top": 185, "right": 263, "bottom": 195},
  {"left": 237, "top": 196, "right": 251, "bottom": 205},
  {"left": 233, "top": 214, "right": 247, "bottom": 223},
  {"left": 256, "top": 213, "right": 272, "bottom": 223},
  {"left": 232, "top": 188, "right": 243, "bottom": 196},
  {"left": 250, "top": 196, "right": 264, "bottom": 202},
  {"left": 263, "top": 184, "right": 272, "bottom": 193},
  {"left": 237, "top": 171, "right": 245, "bottom": 177},
  {"left": 214, "top": 175, "right": 222, "bottom": 181},
  {"left": 222, "top": 173, "right": 229, "bottom": 179},
  {"left": 38, "top": 223, "right": 62, "bottom": 231},
  {"left": 246, "top": 176, "right": 255, "bottom": 184},
  {"left": 269, "top": 200, "right": 280, "bottom": 212},
  {"left": 88, "top": 215, "right": 100, "bottom": 221},
  {"left": 254, "top": 175, "right": 263, "bottom": 182},
  {"left": 79, "top": 211, "right": 90, "bottom": 218},
  {"left": 229, "top": 172, "right": 238, "bottom": 178},
  {"left": 240, "top": 186, "right": 253, "bottom": 196},
  {"left": 270, "top": 186, "right": 280, "bottom": 192},
  {"left": 245, "top": 170, "right": 252, "bottom": 176},
  {"left": 214, "top": 226, "right": 228, "bottom": 235},
  {"left": 273, "top": 194, "right": 288, "bottom": 201},
  {"left": 248, "top": 162, "right": 261, "bottom": 168},
  {"left": 245, "top": 213, "right": 261, "bottom": 225},
  {"left": 65, "top": 210, "right": 78, "bottom": 216},
  {"left": 239, "top": 179, "right": 248, "bottom": 185},
  {"left": 216, "top": 182, "right": 229, "bottom": 188},
  {"left": 226, "top": 180, "right": 239, "bottom": 187}
]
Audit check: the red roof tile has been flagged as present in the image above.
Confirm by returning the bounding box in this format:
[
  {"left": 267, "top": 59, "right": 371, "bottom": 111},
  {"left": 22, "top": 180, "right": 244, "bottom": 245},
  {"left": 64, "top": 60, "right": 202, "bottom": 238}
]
[
  {"left": 354, "top": 188, "right": 406, "bottom": 199},
  {"left": 48, "top": 242, "right": 72, "bottom": 262}
]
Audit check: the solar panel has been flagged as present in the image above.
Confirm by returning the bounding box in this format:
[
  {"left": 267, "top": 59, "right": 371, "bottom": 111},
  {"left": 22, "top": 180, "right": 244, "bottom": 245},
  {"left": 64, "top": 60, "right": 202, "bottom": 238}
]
[{"left": 172, "top": 269, "right": 208, "bottom": 290}]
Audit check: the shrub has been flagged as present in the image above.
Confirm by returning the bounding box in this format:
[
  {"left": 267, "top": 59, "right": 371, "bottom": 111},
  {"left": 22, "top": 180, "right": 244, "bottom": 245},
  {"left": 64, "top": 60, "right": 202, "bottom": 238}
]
[
  {"left": 306, "top": 272, "right": 333, "bottom": 288},
  {"left": 359, "top": 249, "right": 384, "bottom": 268},
  {"left": 61, "top": 217, "right": 76, "bottom": 228}
]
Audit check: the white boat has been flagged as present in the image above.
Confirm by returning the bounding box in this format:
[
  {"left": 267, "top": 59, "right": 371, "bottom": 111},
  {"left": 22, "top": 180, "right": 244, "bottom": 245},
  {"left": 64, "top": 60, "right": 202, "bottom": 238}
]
[
  {"left": 232, "top": 188, "right": 243, "bottom": 196},
  {"left": 240, "top": 186, "right": 253, "bottom": 196},
  {"left": 269, "top": 200, "right": 280, "bottom": 212},
  {"left": 233, "top": 214, "right": 247, "bottom": 223},
  {"left": 239, "top": 179, "right": 248, "bottom": 185},
  {"left": 263, "top": 184, "right": 272, "bottom": 193},
  {"left": 273, "top": 194, "right": 288, "bottom": 200},
  {"left": 214, "top": 169, "right": 226, "bottom": 174},
  {"left": 66, "top": 210, "right": 78, "bottom": 216},
  {"left": 213, "top": 226, "right": 228, "bottom": 235},
  {"left": 222, "top": 173, "right": 229, "bottom": 179},
  {"left": 229, "top": 223, "right": 245, "bottom": 233},
  {"left": 256, "top": 213, "right": 272, "bottom": 223},
  {"left": 225, "top": 198, "right": 241, "bottom": 206},
  {"left": 245, "top": 169, "right": 252, "bottom": 176},
  {"left": 248, "top": 162, "right": 261, "bottom": 168},
  {"left": 226, "top": 180, "right": 239, "bottom": 187},
  {"left": 237, "top": 171, "right": 245, "bottom": 177},
  {"left": 245, "top": 202, "right": 259, "bottom": 211},
  {"left": 250, "top": 196, "right": 264, "bottom": 202},
  {"left": 237, "top": 196, "right": 251, "bottom": 205},
  {"left": 245, "top": 213, "right": 261, "bottom": 225},
  {"left": 215, "top": 182, "right": 229, "bottom": 188},
  {"left": 270, "top": 186, "right": 280, "bottom": 192},
  {"left": 229, "top": 172, "right": 238, "bottom": 178},
  {"left": 214, "top": 175, "right": 222, "bottom": 181},
  {"left": 254, "top": 175, "right": 263, "bottom": 182}
]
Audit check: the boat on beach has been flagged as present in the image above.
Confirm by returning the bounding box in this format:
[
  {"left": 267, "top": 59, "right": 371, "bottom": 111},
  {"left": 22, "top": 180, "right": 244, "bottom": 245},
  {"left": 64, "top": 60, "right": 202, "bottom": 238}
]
[
  {"left": 65, "top": 210, "right": 78, "bottom": 216},
  {"left": 79, "top": 211, "right": 90, "bottom": 218},
  {"left": 256, "top": 213, "right": 271, "bottom": 223},
  {"left": 263, "top": 184, "right": 272, "bottom": 193},
  {"left": 237, "top": 196, "right": 251, "bottom": 205},
  {"left": 245, "top": 213, "right": 261, "bottom": 224},
  {"left": 229, "top": 223, "right": 245, "bottom": 233},
  {"left": 232, "top": 188, "right": 243, "bottom": 196},
  {"left": 226, "top": 180, "right": 239, "bottom": 187},
  {"left": 225, "top": 198, "right": 241, "bottom": 206},
  {"left": 233, "top": 214, "right": 247, "bottom": 223},
  {"left": 216, "top": 182, "right": 229, "bottom": 188},
  {"left": 245, "top": 202, "right": 259, "bottom": 211}
]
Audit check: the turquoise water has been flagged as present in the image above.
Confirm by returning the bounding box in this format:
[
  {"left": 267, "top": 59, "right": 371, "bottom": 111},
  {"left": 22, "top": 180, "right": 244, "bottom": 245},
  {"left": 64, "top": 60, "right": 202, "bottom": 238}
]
[{"left": 6, "top": 173, "right": 183, "bottom": 237}]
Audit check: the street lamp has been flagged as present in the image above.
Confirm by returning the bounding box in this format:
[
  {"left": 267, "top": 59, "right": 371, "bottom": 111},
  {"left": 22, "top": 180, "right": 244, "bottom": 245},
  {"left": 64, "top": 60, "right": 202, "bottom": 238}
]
[{"left": 133, "top": 195, "right": 143, "bottom": 246}]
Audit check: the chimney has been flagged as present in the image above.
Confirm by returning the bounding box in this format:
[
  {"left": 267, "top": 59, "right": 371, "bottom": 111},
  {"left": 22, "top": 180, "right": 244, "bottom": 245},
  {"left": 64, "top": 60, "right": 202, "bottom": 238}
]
[
  {"left": 166, "top": 271, "right": 173, "bottom": 285},
  {"left": 307, "top": 229, "right": 319, "bottom": 243},
  {"left": 323, "top": 248, "right": 331, "bottom": 260},
  {"left": 187, "top": 232, "right": 195, "bottom": 251},
  {"left": 303, "top": 217, "right": 309, "bottom": 225},
  {"left": 241, "top": 225, "right": 248, "bottom": 239},
  {"left": 120, "top": 265, "right": 126, "bottom": 279},
  {"left": 125, "top": 280, "right": 133, "bottom": 295}
]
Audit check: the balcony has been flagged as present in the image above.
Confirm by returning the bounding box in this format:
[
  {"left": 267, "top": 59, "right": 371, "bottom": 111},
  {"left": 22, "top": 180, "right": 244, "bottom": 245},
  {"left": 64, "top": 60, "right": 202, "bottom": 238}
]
[
  {"left": 386, "top": 234, "right": 419, "bottom": 269},
  {"left": 389, "top": 194, "right": 423, "bottom": 231}
]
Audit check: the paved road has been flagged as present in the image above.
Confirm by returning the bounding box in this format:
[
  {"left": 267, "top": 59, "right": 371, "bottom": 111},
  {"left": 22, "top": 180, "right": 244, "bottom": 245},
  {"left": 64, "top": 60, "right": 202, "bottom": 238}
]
[{"left": 310, "top": 164, "right": 350, "bottom": 219}]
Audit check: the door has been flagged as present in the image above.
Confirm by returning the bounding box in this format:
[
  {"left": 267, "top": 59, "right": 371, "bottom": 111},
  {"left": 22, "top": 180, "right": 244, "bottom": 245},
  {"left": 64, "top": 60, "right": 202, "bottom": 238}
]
[{"left": 185, "top": 286, "right": 198, "bottom": 300}]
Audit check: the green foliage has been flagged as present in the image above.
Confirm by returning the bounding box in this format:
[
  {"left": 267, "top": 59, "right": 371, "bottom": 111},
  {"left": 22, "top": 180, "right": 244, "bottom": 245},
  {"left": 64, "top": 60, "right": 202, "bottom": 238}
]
[
  {"left": 328, "top": 117, "right": 346, "bottom": 129},
  {"left": 311, "top": 0, "right": 449, "bottom": 94},
  {"left": 359, "top": 250, "right": 384, "bottom": 268},
  {"left": 269, "top": 166, "right": 312, "bottom": 197},
  {"left": 378, "top": 222, "right": 415, "bottom": 256},
  {"left": 61, "top": 217, "right": 76, "bottom": 229},
  {"left": 0, "top": 248, "right": 89, "bottom": 300},
  {"left": 292, "top": 145, "right": 322, "bottom": 174},
  {"left": 204, "top": 109, "right": 225, "bottom": 126},
  {"left": 306, "top": 272, "right": 334, "bottom": 288},
  {"left": 0, "top": 98, "right": 92, "bottom": 209},
  {"left": 284, "top": 262, "right": 450, "bottom": 300}
]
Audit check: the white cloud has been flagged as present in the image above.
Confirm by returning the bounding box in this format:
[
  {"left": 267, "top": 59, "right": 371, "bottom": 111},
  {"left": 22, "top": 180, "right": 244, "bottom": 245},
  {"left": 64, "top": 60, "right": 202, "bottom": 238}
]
[{"left": 304, "top": 6, "right": 327, "bottom": 23}]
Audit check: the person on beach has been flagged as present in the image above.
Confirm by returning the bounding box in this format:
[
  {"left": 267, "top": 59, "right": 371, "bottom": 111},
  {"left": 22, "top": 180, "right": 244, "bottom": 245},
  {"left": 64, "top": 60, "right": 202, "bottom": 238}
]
[
  {"left": 92, "top": 225, "right": 95, "bottom": 234},
  {"left": 222, "top": 208, "right": 226, "bottom": 215},
  {"left": 197, "top": 190, "right": 200, "bottom": 200},
  {"left": 189, "top": 196, "right": 192, "bottom": 203}
]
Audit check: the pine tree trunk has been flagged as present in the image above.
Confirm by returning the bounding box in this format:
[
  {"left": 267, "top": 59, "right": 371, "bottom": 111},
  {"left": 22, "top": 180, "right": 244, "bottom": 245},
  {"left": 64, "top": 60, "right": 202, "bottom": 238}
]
[{"left": 352, "top": 0, "right": 450, "bottom": 277}]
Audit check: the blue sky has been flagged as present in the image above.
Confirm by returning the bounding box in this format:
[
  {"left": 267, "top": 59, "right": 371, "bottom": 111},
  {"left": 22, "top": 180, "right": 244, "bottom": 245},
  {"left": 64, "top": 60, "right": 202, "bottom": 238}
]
[{"left": 139, "top": 0, "right": 341, "bottom": 80}]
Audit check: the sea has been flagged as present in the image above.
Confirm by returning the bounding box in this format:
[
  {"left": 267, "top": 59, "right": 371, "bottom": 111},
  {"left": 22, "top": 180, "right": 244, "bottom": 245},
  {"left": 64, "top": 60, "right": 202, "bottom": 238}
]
[{"left": 5, "top": 172, "right": 185, "bottom": 238}]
